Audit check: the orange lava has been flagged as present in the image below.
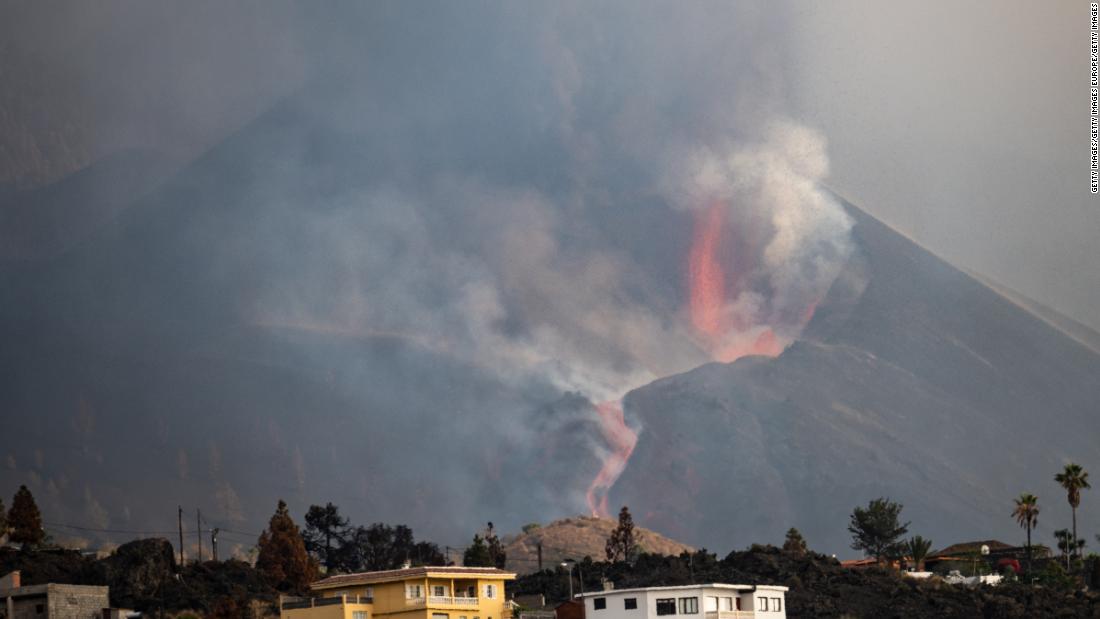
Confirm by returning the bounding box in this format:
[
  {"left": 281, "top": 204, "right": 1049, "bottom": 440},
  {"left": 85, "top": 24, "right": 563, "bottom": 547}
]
[
  {"left": 688, "top": 200, "right": 728, "bottom": 337},
  {"left": 585, "top": 399, "right": 638, "bottom": 517},
  {"left": 712, "top": 327, "right": 785, "bottom": 362}
]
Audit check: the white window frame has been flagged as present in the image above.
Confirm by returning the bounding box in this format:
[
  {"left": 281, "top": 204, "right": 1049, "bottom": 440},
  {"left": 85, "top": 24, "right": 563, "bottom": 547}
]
[
  {"left": 408, "top": 584, "right": 424, "bottom": 599},
  {"left": 677, "top": 597, "right": 698, "bottom": 615},
  {"left": 771, "top": 598, "right": 781, "bottom": 612},
  {"left": 353, "top": 612, "right": 368, "bottom": 619},
  {"left": 484, "top": 584, "right": 497, "bottom": 599},
  {"left": 434, "top": 585, "right": 449, "bottom": 597},
  {"left": 757, "top": 597, "right": 768, "bottom": 612}
]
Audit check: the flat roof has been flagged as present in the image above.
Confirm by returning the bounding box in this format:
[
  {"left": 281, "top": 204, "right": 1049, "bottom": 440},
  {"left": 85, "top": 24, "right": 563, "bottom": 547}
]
[
  {"left": 313, "top": 566, "right": 516, "bottom": 590},
  {"left": 576, "top": 584, "right": 789, "bottom": 597}
]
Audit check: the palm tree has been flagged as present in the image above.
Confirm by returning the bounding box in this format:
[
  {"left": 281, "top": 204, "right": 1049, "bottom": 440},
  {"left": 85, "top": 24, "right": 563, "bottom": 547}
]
[
  {"left": 1012, "top": 493, "right": 1039, "bottom": 574},
  {"left": 905, "top": 536, "right": 933, "bottom": 571},
  {"left": 1055, "top": 463, "right": 1091, "bottom": 561}
]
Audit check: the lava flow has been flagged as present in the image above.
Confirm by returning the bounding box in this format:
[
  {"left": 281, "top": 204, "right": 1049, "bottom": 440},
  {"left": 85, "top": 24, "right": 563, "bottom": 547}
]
[
  {"left": 688, "top": 200, "right": 729, "bottom": 337},
  {"left": 585, "top": 399, "right": 637, "bottom": 517}
]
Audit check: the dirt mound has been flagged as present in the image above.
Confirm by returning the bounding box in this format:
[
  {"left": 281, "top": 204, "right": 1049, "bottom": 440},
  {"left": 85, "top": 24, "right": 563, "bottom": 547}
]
[{"left": 504, "top": 516, "right": 693, "bottom": 574}]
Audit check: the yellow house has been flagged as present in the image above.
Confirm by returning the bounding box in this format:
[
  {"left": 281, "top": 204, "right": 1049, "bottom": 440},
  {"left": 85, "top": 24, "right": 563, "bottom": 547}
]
[{"left": 280, "top": 566, "right": 517, "bottom": 619}]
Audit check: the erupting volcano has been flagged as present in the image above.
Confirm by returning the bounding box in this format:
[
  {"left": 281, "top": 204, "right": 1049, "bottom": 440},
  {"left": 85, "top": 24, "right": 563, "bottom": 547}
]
[
  {"left": 688, "top": 200, "right": 729, "bottom": 338},
  {"left": 687, "top": 200, "right": 786, "bottom": 362}
]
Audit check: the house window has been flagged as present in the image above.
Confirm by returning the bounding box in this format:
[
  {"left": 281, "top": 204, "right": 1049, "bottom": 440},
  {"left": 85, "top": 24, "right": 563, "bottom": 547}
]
[
  {"left": 433, "top": 613, "right": 449, "bottom": 619},
  {"left": 35, "top": 605, "right": 45, "bottom": 615},
  {"left": 408, "top": 584, "right": 424, "bottom": 599},
  {"left": 678, "top": 597, "right": 698, "bottom": 615},
  {"left": 353, "top": 613, "right": 369, "bottom": 619},
  {"left": 734, "top": 598, "right": 741, "bottom": 611},
  {"left": 624, "top": 598, "right": 638, "bottom": 610},
  {"left": 656, "top": 599, "right": 676, "bottom": 615},
  {"left": 757, "top": 598, "right": 768, "bottom": 612},
  {"left": 434, "top": 586, "right": 448, "bottom": 597},
  {"left": 593, "top": 598, "right": 606, "bottom": 610},
  {"left": 484, "top": 584, "right": 497, "bottom": 599},
  {"left": 771, "top": 598, "right": 781, "bottom": 612},
  {"left": 705, "top": 597, "right": 717, "bottom": 612},
  {"left": 720, "top": 598, "right": 734, "bottom": 612}
]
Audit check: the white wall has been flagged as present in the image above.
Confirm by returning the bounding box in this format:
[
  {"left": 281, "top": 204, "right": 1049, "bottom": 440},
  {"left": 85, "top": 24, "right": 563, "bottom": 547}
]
[{"left": 582, "top": 585, "right": 786, "bottom": 619}]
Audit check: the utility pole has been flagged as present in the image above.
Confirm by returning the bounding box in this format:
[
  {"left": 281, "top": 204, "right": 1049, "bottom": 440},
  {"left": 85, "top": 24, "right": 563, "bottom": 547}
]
[
  {"left": 177, "top": 506, "right": 184, "bottom": 565},
  {"left": 197, "top": 509, "right": 203, "bottom": 563},
  {"left": 211, "top": 528, "right": 219, "bottom": 562}
]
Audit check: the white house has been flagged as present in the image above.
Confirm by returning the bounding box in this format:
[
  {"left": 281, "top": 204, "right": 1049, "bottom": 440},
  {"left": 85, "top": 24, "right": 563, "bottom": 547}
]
[{"left": 577, "top": 584, "right": 789, "bottom": 619}]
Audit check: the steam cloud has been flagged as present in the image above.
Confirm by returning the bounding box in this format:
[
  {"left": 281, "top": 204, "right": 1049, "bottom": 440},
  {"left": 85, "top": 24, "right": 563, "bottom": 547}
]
[{"left": 1, "top": 1, "right": 857, "bottom": 539}]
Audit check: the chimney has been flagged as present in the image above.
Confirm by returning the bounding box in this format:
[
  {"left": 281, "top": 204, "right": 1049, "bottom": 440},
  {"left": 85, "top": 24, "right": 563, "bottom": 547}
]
[
  {"left": 601, "top": 578, "right": 613, "bottom": 591},
  {"left": 0, "top": 571, "right": 20, "bottom": 589},
  {"left": 401, "top": 560, "right": 412, "bottom": 569}
]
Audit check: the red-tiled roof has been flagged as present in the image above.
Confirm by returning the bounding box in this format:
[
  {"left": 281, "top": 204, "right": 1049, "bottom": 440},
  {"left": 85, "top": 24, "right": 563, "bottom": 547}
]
[
  {"left": 930, "top": 540, "right": 1013, "bottom": 558},
  {"left": 313, "top": 566, "right": 515, "bottom": 590}
]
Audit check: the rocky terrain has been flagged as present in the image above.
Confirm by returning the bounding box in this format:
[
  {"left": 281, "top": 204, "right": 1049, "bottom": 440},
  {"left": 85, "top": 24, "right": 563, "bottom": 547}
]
[
  {"left": 0, "top": 539, "right": 275, "bottom": 616},
  {"left": 513, "top": 545, "right": 1100, "bottom": 618},
  {"left": 503, "top": 516, "right": 693, "bottom": 574}
]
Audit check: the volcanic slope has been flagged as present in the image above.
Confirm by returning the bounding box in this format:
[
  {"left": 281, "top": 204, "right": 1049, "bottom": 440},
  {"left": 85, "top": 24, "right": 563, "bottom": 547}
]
[{"left": 610, "top": 198, "right": 1100, "bottom": 557}]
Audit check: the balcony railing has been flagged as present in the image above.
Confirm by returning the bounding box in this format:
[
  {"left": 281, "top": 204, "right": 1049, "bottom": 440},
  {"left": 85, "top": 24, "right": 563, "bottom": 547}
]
[
  {"left": 282, "top": 595, "right": 373, "bottom": 610},
  {"left": 424, "top": 596, "right": 481, "bottom": 607},
  {"left": 704, "top": 611, "right": 756, "bottom": 619},
  {"left": 704, "top": 610, "right": 755, "bottom": 619}
]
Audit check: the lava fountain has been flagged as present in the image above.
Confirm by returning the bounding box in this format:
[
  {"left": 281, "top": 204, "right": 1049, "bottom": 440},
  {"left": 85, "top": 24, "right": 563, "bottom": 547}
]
[{"left": 688, "top": 200, "right": 728, "bottom": 338}]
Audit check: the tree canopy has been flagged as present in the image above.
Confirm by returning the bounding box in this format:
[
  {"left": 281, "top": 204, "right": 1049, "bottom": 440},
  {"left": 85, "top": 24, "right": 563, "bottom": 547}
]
[
  {"left": 606, "top": 506, "right": 638, "bottom": 563},
  {"left": 848, "top": 497, "right": 909, "bottom": 563},
  {"left": 303, "top": 502, "right": 350, "bottom": 572},
  {"left": 9, "top": 485, "right": 44, "bottom": 548},
  {"left": 782, "top": 528, "right": 808, "bottom": 556},
  {"left": 256, "top": 500, "right": 317, "bottom": 593},
  {"left": 463, "top": 535, "right": 493, "bottom": 567}
]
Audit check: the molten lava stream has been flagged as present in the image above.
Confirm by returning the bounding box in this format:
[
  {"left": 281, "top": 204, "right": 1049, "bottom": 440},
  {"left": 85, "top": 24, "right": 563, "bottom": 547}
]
[
  {"left": 688, "top": 200, "right": 728, "bottom": 338},
  {"left": 585, "top": 399, "right": 637, "bottom": 517}
]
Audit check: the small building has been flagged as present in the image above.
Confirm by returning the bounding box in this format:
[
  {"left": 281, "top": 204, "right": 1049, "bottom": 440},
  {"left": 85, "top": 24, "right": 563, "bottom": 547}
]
[
  {"left": 512, "top": 594, "right": 554, "bottom": 619},
  {"left": 1, "top": 571, "right": 113, "bottom": 619},
  {"left": 924, "top": 540, "right": 1044, "bottom": 574},
  {"left": 577, "top": 584, "right": 789, "bottom": 619},
  {"left": 280, "top": 566, "right": 516, "bottom": 619},
  {"left": 554, "top": 600, "right": 584, "bottom": 619}
]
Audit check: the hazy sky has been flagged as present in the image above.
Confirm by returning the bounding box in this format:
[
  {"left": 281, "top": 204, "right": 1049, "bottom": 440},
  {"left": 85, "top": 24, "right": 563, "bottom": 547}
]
[
  {"left": 2, "top": 1, "right": 1092, "bottom": 330},
  {"left": 790, "top": 2, "right": 1099, "bottom": 331}
]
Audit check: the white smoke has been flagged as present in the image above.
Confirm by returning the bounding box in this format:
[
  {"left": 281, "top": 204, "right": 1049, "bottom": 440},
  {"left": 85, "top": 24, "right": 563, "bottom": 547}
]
[{"left": 666, "top": 120, "right": 854, "bottom": 347}]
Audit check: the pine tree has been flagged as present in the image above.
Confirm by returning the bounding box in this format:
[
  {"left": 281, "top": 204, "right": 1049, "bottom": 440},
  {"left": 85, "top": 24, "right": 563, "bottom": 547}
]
[
  {"left": 484, "top": 522, "right": 507, "bottom": 569},
  {"left": 256, "top": 500, "right": 317, "bottom": 593},
  {"left": 9, "top": 485, "right": 44, "bottom": 548},
  {"left": 0, "top": 497, "right": 7, "bottom": 539},
  {"left": 848, "top": 497, "right": 909, "bottom": 565},
  {"left": 463, "top": 535, "right": 493, "bottom": 567},
  {"left": 605, "top": 506, "right": 637, "bottom": 563},
  {"left": 303, "top": 503, "right": 350, "bottom": 573},
  {"left": 782, "top": 528, "right": 808, "bottom": 555}
]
